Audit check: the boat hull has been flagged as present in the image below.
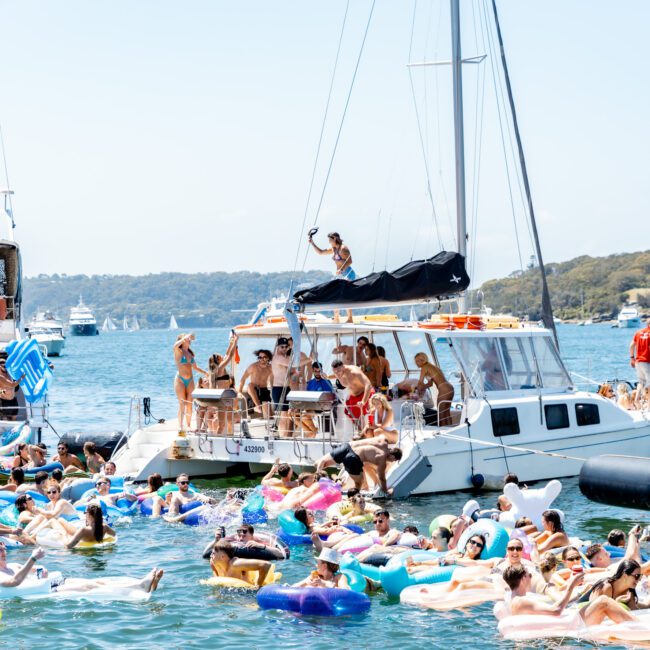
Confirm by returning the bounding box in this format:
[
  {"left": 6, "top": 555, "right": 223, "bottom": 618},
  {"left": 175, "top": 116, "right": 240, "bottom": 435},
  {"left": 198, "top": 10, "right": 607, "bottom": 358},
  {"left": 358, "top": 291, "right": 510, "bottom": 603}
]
[
  {"left": 69, "top": 324, "right": 98, "bottom": 336},
  {"left": 618, "top": 318, "right": 641, "bottom": 329},
  {"left": 112, "top": 393, "right": 650, "bottom": 495}
]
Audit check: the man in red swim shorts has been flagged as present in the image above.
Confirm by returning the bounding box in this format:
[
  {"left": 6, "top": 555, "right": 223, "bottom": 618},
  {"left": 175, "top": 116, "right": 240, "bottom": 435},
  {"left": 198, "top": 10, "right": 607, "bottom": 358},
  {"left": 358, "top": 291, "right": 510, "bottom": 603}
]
[{"left": 331, "top": 359, "right": 373, "bottom": 424}]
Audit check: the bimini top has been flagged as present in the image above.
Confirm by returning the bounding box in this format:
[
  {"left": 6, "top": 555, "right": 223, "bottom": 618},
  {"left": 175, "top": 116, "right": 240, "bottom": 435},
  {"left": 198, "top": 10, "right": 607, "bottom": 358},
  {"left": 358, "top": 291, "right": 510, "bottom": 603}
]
[{"left": 293, "top": 251, "right": 470, "bottom": 310}]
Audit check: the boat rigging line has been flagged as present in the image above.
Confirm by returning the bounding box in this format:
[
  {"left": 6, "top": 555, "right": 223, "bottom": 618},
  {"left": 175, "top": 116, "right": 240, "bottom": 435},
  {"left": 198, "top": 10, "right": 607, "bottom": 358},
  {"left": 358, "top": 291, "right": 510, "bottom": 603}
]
[
  {"left": 434, "top": 429, "right": 587, "bottom": 462},
  {"left": 407, "top": 0, "right": 444, "bottom": 254},
  {"left": 293, "top": 0, "right": 377, "bottom": 284},
  {"left": 489, "top": 0, "right": 558, "bottom": 347},
  {"left": 291, "top": 0, "right": 350, "bottom": 277}
]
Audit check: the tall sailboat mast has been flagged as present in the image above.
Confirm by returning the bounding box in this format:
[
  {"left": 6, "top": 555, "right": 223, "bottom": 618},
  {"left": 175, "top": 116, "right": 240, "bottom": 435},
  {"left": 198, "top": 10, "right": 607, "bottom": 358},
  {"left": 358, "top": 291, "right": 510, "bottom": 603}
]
[{"left": 450, "top": 0, "right": 468, "bottom": 312}]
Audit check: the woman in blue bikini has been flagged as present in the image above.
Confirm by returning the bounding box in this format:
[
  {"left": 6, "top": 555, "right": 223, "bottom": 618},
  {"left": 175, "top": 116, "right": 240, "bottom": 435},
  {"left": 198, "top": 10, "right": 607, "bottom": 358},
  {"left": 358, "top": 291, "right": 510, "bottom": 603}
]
[
  {"left": 308, "top": 231, "right": 356, "bottom": 323},
  {"left": 174, "top": 333, "right": 208, "bottom": 430}
]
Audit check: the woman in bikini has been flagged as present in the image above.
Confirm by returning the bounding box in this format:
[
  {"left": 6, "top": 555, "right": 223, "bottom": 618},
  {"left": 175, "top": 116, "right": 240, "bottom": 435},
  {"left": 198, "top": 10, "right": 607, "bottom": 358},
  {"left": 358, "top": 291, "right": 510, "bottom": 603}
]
[
  {"left": 207, "top": 333, "right": 239, "bottom": 435},
  {"left": 395, "top": 353, "right": 455, "bottom": 426},
  {"left": 359, "top": 393, "right": 398, "bottom": 444},
  {"left": 308, "top": 231, "right": 356, "bottom": 323},
  {"left": 173, "top": 333, "right": 208, "bottom": 430}
]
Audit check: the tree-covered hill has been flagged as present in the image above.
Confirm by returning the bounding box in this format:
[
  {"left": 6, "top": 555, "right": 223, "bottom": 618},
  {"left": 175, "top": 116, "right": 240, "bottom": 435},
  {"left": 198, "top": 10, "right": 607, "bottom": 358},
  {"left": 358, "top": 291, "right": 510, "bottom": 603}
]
[
  {"left": 22, "top": 249, "right": 649, "bottom": 327},
  {"left": 478, "top": 250, "right": 650, "bottom": 321},
  {"left": 23, "top": 270, "right": 331, "bottom": 329}
]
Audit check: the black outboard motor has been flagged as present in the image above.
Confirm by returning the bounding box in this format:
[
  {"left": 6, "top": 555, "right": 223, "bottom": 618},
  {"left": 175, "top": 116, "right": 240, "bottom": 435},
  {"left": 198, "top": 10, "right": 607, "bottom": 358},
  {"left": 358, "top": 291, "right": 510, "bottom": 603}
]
[
  {"left": 59, "top": 431, "right": 125, "bottom": 462},
  {"left": 579, "top": 455, "right": 650, "bottom": 510}
]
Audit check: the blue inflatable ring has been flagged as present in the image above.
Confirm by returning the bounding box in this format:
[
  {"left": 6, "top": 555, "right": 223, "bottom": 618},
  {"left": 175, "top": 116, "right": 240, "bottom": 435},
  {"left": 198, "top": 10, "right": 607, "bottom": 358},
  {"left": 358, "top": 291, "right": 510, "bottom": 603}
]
[{"left": 257, "top": 584, "right": 370, "bottom": 616}]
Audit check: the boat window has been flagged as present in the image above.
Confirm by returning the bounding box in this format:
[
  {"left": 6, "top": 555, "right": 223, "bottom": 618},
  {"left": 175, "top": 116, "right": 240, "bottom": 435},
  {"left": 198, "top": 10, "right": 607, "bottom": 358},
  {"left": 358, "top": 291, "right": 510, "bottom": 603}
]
[
  {"left": 491, "top": 407, "right": 520, "bottom": 436},
  {"left": 498, "top": 337, "right": 540, "bottom": 390},
  {"left": 575, "top": 403, "right": 600, "bottom": 426},
  {"left": 530, "top": 336, "right": 572, "bottom": 389},
  {"left": 314, "top": 335, "right": 340, "bottom": 374},
  {"left": 544, "top": 404, "right": 569, "bottom": 430},
  {"left": 395, "top": 331, "right": 432, "bottom": 376},
  {"left": 454, "top": 337, "right": 507, "bottom": 394}
]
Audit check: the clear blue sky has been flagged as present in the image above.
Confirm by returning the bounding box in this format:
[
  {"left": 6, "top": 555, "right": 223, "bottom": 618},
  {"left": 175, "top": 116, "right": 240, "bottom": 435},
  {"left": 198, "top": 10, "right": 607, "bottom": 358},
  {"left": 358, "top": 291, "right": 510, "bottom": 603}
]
[{"left": 0, "top": 0, "right": 648, "bottom": 287}]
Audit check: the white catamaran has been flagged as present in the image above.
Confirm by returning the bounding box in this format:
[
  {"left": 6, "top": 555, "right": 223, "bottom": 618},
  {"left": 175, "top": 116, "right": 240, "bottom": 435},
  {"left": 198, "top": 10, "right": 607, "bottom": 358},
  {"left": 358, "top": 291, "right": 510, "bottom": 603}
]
[{"left": 111, "top": 2, "right": 650, "bottom": 494}]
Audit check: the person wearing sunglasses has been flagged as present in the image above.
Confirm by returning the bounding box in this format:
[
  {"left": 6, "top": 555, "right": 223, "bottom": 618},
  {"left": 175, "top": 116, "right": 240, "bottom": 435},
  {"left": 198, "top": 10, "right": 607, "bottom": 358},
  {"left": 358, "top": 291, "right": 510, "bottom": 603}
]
[
  {"left": 79, "top": 477, "right": 137, "bottom": 509},
  {"left": 52, "top": 442, "right": 85, "bottom": 475},
  {"left": 406, "top": 534, "right": 488, "bottom": 573},
  {"left": 502, "top": 564, "right": 635, "bottom": 626},
  {"left": 353, "top": 511, "right": 405, "bottom": 562},
  {"left": 589, "top": 559, "right": 648, "bottom": 610},
  {"left": 23, "top": 482, "right": 78, "bottom": 537},
  {"left": 547, "top": 546, "right": 605, "bottom": 592},
  {"left": 238, "top": 349, "right": 274, "bottom": 420},
  {"left": 163, "top": 474, "right": 217, "bottom": 523}
]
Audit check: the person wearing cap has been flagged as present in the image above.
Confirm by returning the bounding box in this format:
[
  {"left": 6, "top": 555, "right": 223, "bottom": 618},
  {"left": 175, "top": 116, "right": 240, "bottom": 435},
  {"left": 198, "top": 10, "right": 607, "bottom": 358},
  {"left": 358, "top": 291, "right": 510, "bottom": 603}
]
[
  {"left": 630, "top": 318, "right": 650, "bottom": 390},
  {"left": 271, "top": 337, "right": 293, "bottom": 436},
  {"left": 294, "top": 548, "right": 350, "bottom": 589}
]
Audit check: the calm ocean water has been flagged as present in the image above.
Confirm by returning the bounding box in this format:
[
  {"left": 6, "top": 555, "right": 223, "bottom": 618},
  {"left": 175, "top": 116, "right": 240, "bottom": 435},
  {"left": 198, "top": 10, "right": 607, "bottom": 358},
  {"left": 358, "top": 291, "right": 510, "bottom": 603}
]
[{"left": 3, "top": 324, "right": 646, "bottom": 649}]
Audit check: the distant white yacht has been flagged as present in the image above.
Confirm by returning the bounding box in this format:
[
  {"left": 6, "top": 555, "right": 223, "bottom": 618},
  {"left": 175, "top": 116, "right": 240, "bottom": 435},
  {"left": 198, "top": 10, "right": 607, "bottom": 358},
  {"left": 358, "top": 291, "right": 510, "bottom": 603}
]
[
  {"left": 169, "top": 315, "right": 179, "bottom": 330},
  {"left": 69, "top": 296, "right": 98, "bottom": 336},
  {"left": 617, "top": 304, "right": 641, "bottom": 329},
  {"left": 26, "top": 310, "right": 65, "bottom": 356}
]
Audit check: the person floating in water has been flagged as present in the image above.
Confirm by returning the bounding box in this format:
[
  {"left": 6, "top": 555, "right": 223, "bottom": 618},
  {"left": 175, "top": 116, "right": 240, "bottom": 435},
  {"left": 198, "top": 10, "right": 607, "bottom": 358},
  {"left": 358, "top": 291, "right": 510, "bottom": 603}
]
[{"left": 308, "top": 230, "right": 356, "bottom": 323}]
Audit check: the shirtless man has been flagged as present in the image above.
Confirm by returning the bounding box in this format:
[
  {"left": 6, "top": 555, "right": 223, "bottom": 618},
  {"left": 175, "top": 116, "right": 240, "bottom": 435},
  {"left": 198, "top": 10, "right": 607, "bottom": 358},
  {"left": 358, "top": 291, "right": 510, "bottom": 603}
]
[
  {"left": 209, "top": 540, "right": 272, "bottom": 587},
  {"left": 52, "top": 441, "right": 85, "bottom": 475},
  {"left": 81, "top": 477, "right": 137, "bottom": 508},
  {"left": 238, "top": 349, "right": 273, "bottom": 418},
  {"left": 166, "top": 473, "right": 216, "bottom": 517},
  {"left": 332, "top": 336, "right": 369, "bottom": 366},
  {"left": 261, "top": 460, "right": 298, "bottom": 490},
  {"left": 270, "top": 338, "right": 293, "bottom": 436},
  {"left": 502, "top": 565, "right": 634, "bottom": 626},
  {"left": 331, "top": 359, "right": 373, "bottom": 426},
  {"left": 354, "top": 510, "right": 402, "bottom": 561},
  {"left": 316, "top": 437, "right": 402, "bottom": 495}
]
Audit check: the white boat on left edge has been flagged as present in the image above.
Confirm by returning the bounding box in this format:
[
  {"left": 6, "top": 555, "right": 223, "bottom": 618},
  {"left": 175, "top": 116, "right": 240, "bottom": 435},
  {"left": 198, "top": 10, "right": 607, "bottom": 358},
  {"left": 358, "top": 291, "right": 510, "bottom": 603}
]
[
  {"left": 25, "top": 310, "right": 65, "bottom": 356},
  {"left": 0, "top": 185, "right": 51, "bottom": 440}
]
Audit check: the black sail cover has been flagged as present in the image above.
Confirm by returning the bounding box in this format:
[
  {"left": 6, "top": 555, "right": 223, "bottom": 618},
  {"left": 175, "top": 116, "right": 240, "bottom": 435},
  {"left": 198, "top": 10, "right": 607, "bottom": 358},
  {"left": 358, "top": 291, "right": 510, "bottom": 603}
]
[{"left": 293, "top": 251, "right": 470, "bottom": 308}]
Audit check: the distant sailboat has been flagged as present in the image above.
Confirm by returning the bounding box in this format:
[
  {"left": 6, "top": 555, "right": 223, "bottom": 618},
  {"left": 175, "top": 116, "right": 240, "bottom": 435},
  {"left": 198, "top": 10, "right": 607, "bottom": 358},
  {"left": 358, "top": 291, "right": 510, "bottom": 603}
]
[
  {"left": 122, "top": 315, "right": 129, "bottom": 331},
  {"left": 131, "top": 315, "right": 140, "bottom": 331},
  {"left": 169, "top": 315, "right": 179, "bottom": 330},
  {"left": 101, "top": 315, "right": 117, "bottom": 332}
]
